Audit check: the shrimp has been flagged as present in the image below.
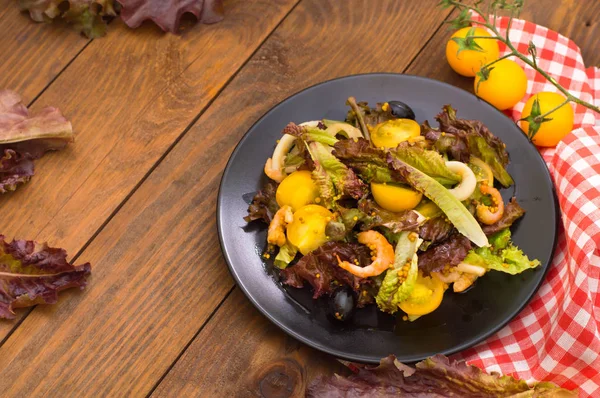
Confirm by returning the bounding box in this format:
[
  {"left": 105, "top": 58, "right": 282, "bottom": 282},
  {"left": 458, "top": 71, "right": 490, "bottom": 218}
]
[
  {"left": 267, "top": 205, "right": 293, "bottom": 247},
  {"left": 337, "top": 230, "right": 394, "bottom": 278},
  {"left": 476, "top": 184, "right": 505, "bottom": 225},
  {"left": 453, "top": 273, "right": 478, "bottom": 293}
]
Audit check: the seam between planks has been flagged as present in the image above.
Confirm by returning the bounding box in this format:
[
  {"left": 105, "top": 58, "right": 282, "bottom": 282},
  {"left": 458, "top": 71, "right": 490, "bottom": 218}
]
[
  {"left": 146, "top": 3, "right": 458, "bottom": 393},
  {"left": 0, "top": 0, "right": 304, "bottom": 350}
]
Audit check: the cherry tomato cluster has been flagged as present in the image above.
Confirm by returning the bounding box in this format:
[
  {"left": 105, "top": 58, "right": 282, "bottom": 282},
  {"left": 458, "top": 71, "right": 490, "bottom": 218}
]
[{"left": 445, "top": 27, "right": 574, "bottom": 147}]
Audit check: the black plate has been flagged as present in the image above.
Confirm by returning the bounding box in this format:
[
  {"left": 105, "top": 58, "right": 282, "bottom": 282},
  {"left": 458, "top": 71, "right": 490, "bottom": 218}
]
[{"left": 217, "top": 74, "right": 558, "bottom": 363}]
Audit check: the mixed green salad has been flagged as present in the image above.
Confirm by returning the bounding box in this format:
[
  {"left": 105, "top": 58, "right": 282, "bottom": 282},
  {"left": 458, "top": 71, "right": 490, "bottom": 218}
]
[{"left": 244, "top": 98, "right": 540, "bottom": 321}]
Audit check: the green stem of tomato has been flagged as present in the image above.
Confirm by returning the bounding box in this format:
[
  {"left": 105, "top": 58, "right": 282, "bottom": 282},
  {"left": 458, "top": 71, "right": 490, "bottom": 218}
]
[{"left": 446, "top": 0, "right": 600, "bottom": 115}]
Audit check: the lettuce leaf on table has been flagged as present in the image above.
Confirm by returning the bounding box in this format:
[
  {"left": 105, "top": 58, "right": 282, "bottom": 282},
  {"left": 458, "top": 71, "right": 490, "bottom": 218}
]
[
  {"left": 0, "top": 90, "right": 74, "bottom": 194},
  {"left": 394, "top": 145, "right": 460, "bottom": 186},
  {"left": 18, "top": 0, "right": 118, "bottom": 38},
  {"left": 119, "top": 0, "right": 224, "bottom": 33},
  {"left": 307, "top": 354, "right": 577, "bottom": 397},
  {"left": 0, "top": 235, "right": 91, "bottom": 319},
  {"left": 418, "top": 233, "right": 472, "bottom": 275}
]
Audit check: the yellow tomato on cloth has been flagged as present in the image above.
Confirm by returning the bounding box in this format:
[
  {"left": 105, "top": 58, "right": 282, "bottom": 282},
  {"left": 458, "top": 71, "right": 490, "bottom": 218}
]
[
  {"left": 446, "top": 27, "right": 499, "bottom": 77},
  {"left": 370, "top": 119, "right": 420, "bottom": 149},
  {"left": 474, "top": 59, "right": 527, "bottom": 110},
  {"left": 520, "top": 92, "right": 574, "bottom": 147},
  {"left": 286, "top": 205, "right": 332, "bottom": 255},
  {"left": 371, "top": 182, "right": 423, "bottom": 212},
  {"left": 276, "top": 170, "right": 319, "bottom": 211}
]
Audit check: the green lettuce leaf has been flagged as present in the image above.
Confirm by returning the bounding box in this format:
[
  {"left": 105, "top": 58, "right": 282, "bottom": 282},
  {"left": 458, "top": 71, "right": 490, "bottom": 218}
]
[
  {"left": 283, "top": 122, "right": 338, "bottom": 146},
  {"left": 274, "top": 242, "right": 298, "bottom": 269},
  {"left": 386, "top": 153, "right": 488, "bottom": 247},
  {"left": 464, "top": 229, "right": 540, "bottom": 275},
  {"left": 394, "top": 146, "right": 460, "bottom": 186},
  {"left": 467, "top": 135, "right": 514, "bottom": 187},
  {"left": 308, "top": 142, "right": 367, "bottom": 207},
  {"left": 376, "top": 232, "right": 420, "bottom": 314}
]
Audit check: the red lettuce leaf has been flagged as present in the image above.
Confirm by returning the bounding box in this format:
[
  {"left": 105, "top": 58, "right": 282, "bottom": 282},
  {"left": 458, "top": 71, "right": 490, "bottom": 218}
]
[
  {"left": 279, "top": 242, "right": 374, "bottom": 307},
  {"left": 118, "top": 0, "right": 224, "bottom": 33},
  {"left": 333, "top": 138, "right": 400, "bottom": 184},
  {"left": 418, "top": 216, "right": 454, "bottom": 244},
  {"left": 18, "top": 0, "right": 117, "bottom": 38},
  {"left": 244, "top": 181, "right": 279, "bottom": 224},
  {"left": 482, "top": 198, "right": 525, "bottom": 236},
  {"left": 307, "top": 354, "right": 577, "bottom": 397},
  {"left": 358, "top": 199, "right": 419, "bottom": 233},
  {"left": 0, "top": 235, "right": 91, "bottom": 319},
  {"left": 0, "top": 90, "right": 74, "bottom": 193},
  {"left": 418, "top": 233, "right": 472, "bottom": 275}
]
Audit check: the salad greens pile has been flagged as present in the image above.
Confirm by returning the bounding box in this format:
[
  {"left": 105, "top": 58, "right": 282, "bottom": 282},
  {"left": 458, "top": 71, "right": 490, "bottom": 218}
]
[{"left": 245, "top": 98, "right": 540, "bottom": 320}]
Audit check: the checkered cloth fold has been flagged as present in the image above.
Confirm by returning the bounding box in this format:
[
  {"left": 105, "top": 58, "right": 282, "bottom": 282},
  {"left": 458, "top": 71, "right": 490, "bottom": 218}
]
[{"left": 452, "top": 14, "right": 600, "bottom": 396}]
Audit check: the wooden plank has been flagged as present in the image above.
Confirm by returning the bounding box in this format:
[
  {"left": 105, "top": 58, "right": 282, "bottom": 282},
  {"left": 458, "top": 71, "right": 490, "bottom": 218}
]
[
  {"left": 0, "top": 1, "right": 90, "bottom": 103},
  {"left": 150, "top": 0, "right": 600, "bottom": 395},
  {"left": 0, "top": 0, "right": 298, "bottom": 328},
  {"left": 0, "top": 0, "right": 299, "bottom": 255},
  {"left": 0, "top": 0, "right": 452, "bottom": 396},
  {"left": 155, "top": 288, "right": 348, "bottom": 397}
]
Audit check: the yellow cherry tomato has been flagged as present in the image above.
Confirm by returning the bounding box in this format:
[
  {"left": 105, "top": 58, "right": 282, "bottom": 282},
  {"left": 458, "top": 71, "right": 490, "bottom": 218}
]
[
  {"left": 474, "top": 59, "right": 527, "bottom": 110},
  {"left": 371, "top": 119, "right": 421, "bottom": 149},
  {"left": 286, "top": 205, "right": 333, "bottom": 255},
  {"left": 414, "top": 200, "right": 442, "bottom": 219},
  {"left": 446, "top": 27, "right": 499, "bottom": 77},
  {"left": 371, "top": 182, "right": 423, "bottom": 212},
  {"left": 276, "top": 170, "right": 319, "bottom": 211},
  {"left": 399, "top": 272, "right": 445, "bottom": 316},
  {"left": 520, "top": 92, "right": 574, "bottom": 147}
]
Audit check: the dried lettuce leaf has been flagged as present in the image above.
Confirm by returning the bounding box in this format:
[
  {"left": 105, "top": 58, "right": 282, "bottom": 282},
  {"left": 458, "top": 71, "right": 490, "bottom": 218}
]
[
  {"left": 307, "top": 354, "right": 577, "bottom": 397},
  {"left": 118, "top": 0, "right": 224, "bottom": 33},
  {"left": 0, "top": 235, "right": 91, "bottom": 319},
  {"left": 0, "top": 90, "right": 74, "bottom": 193}
]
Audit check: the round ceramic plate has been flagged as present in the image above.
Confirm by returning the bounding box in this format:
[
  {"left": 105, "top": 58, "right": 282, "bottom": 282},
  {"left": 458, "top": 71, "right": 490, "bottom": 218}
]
[{"left": 217, "top": 74, "right": 558, "bottom": 363}]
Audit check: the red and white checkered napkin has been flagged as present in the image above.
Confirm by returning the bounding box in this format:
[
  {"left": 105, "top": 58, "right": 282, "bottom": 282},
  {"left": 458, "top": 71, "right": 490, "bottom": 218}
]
[{"left": 452, "top": 14, "right": 600, "bottom": 396}]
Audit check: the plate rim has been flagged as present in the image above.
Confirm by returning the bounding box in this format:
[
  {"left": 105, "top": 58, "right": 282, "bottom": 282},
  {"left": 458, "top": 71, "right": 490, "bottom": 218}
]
[{"left": 216, "top": 72, "right": 560, "bottom": 363}]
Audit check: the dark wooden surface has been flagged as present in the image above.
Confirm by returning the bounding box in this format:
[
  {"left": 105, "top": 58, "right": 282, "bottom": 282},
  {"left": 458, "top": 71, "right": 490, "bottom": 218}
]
[{"left": 0, "top": 0, "right": 597, "bottom": 396}]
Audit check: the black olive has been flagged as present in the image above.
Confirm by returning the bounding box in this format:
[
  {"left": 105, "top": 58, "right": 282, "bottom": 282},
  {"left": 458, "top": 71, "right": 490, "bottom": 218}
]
[
  {"left": 388, "top": 101, "right": 416, "bottom": 120},
  {"left": 328, "top": 286, "right": 356, "bottom": 322}
]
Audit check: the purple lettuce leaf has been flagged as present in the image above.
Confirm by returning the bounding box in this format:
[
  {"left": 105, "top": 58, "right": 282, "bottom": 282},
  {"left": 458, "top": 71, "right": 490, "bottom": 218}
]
[
  {"left": 0, "top": 90, "right": 74, "bottom": 193},
  {"left": 418, "top": 233, "right": 472, "bottom": 275},
  {"left": 118, "top": 0, "right": 224, "bottom": 33},
  {"left": 307, "top": 354, "right": 577, "bottom": 397},
  {"left": 0, "top": 235, "right": 91, "bottom": 319},
  {"left": 279, "top": 242, "right": 375, "bottom": 307},
  {"left": 244, "top": 181, "right": 279, "bottom": 224}
]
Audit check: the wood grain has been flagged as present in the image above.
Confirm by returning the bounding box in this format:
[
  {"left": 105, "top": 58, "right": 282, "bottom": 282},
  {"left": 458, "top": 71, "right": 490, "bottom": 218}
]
[
  {"left": 152, "top": 289, "right": 348, "bottom": 398},
  {"left": 0, "top": 0, "right": 90, "bottom": 102},
  {"left": 150, "top": 0, "right": 600, "bottom": 396},
  {"left": 0, "top": 0, "right": 298, "bottom": 335},
  {"left": 0, "top": 0, "right": 299, "bottom": 255},
  {"left": 405, "top": 0, "right": 600, "bottom": 95},
  {"left": 0, "top": 0, "right": 452, "bottom": 396}
]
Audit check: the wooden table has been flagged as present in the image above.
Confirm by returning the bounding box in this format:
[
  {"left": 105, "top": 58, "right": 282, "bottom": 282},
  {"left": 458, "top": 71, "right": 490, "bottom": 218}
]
[{"left": 1, "top": 1, "right": 598, "bottom": 396}]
